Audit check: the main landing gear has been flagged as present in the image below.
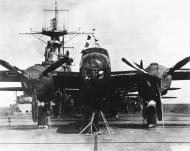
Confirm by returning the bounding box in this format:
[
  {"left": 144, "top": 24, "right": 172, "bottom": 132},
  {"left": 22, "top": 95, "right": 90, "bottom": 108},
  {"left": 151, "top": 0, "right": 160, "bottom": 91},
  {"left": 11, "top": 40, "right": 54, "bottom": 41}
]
[
  {"left": 143, "top": 100, "right": 157, "bottom": 128},
  {"left": 32, "top": 101, "right": 48, "bottom": 128},
  {"left": 37, "top": 104, "right": 48, "bottom": 128}
]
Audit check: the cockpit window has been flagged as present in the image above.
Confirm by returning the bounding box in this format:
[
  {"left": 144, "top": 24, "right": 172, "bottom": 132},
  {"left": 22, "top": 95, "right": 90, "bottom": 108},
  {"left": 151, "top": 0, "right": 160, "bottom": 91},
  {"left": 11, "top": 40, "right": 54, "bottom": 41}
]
[{"left": 81, "top": 47, "right": 109, "bottom": 57}]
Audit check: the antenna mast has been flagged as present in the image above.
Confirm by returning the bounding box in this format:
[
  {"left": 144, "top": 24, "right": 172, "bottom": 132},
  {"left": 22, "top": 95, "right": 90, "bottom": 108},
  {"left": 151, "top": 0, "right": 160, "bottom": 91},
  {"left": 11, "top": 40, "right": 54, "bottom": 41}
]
[
  {"left": 54, "top": 0, "right": 58, "bottom": 30},
  {"left": 43, "top": 0, "right": 68, "bottom": 31}
]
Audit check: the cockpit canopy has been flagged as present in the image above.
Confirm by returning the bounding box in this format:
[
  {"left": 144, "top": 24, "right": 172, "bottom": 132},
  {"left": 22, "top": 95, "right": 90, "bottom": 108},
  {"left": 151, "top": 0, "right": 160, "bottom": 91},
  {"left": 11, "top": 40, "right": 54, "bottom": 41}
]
[{"left": 81, "top": 47, "right": 109, "bottom": 57}]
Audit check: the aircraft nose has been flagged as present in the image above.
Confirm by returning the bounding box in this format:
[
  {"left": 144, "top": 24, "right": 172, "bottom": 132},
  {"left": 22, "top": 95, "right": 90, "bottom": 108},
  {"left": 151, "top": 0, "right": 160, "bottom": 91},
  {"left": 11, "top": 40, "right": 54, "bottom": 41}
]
[{"left": 84, "top": 69, "right": 104, "bottom": 81}]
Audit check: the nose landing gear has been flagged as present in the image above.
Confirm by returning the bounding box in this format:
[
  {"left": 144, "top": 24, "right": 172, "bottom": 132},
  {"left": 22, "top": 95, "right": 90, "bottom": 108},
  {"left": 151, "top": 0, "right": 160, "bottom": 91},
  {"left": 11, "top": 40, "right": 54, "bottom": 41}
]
[{"left": 79, "top": 110, "right": 113, "bottom": 135}]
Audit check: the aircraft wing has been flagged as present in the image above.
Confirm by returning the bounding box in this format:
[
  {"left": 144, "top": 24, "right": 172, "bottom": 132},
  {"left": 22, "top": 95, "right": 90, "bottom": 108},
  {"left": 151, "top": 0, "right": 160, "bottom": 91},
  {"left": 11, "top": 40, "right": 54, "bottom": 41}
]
[
  {"left": 46, "top": 68, "right": 190, "bottom": 92},
  {"left": 127, "top": 93, "right": 178, "bottom": 99},
  {"left": 53, "top": 70, "right": 140, "bottom": 92},
  {"left": 172, "top": 69, "right": 190, "bottom": 80},
  {"left": 53, "top": 71, "right": 140, "bottom": 92},
  {"left": 0, "top": 87, "right": 23, "bottom": 91},
  {"left": 111, "top": 70, "right": 139, "bottom": 92},
  {"left": 0, "top": 70, "right": 20, "bottom": 82},
  {"left": 53, "top": 71, "right": 81, "bottom": 89},
  {"left": 0, "top": 70, "right": 80, "bottom": 91},
  {"left": 0, "top": 71, "right": 22, "bottom": 92}
]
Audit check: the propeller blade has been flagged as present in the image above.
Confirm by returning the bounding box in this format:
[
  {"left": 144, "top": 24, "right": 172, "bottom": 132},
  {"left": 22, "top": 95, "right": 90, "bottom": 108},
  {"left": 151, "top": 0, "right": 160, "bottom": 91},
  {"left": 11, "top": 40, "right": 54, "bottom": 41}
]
[
  {"left": 155, "top": 80, "right": 162, "bottom": 121},
  {"left": 167, "top": 56, "right": 190, "bottom": 75},
  {"left": 0, "top": 60, "right": 36, "bottom": 96},
  {"left": 168, "top": 87, "right": 181, "bottom": 90},
  {"left": 122, "top": 58, "right": 147, "bottom": 74},
  {"left": 41, "top": 56, "right": 73, "bottom": 76},
  {"left": 134, "top": 60, "right": 144, "bottom": 69},
  {"left": 0, "top": 59, "right": 22, "bottom": 74},
  {"left": 134, "top": 62, "right": 141, "bottom": 69},
  {"left": 0, "top": 60, "right": 30, "bottom": 84},
  {"left": 140, "top": 59, "right": 143, "bottom": 69},
  {"left": 162, "top": 96, "right": 177, "bottom": 99}
]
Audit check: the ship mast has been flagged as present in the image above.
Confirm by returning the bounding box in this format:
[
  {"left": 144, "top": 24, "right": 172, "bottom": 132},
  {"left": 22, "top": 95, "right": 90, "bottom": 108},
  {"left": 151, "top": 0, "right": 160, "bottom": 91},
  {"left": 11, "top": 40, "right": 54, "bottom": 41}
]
[
  {"left": 43, "top": 0, "right": 68, "bottom": 31},
  {"left": 43, "top": 0, "right": 69, "bottom": 61},
  {"left": 54, "top": 0, "right": 58, "bottom": 30}
]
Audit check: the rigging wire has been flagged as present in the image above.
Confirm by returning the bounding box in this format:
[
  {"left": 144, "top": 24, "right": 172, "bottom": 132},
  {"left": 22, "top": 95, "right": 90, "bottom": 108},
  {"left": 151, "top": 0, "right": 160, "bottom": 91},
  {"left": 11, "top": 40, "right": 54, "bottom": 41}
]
[
  {"left": 30, "top": 34, "right": 47, "bottom": 44},
  {"left": 65, "top": 34, "right": 79, "bottom": 43}
]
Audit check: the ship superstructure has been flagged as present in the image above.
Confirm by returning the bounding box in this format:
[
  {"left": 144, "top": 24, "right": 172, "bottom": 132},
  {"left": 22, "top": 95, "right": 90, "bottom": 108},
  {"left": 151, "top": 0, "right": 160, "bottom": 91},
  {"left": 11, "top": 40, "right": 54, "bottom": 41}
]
[{"left": 23, "top": 1, "right": 93, "bottom": 71}]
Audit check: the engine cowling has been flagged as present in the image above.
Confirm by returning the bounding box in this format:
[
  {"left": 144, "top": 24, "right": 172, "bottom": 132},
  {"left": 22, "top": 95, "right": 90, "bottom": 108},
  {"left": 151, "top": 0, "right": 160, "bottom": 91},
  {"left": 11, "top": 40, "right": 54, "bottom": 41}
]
[
  {"left": 23, "top": 64, "right": 54, "bottom": 99},
  {"left": 146, "top": 63, "right": 172, "bottom": 95}
]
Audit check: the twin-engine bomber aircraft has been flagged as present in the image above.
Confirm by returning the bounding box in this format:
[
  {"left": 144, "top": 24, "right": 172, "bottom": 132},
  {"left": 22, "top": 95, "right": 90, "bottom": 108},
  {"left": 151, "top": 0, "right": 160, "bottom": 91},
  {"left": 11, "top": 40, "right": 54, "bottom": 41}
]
[
  {"left": 0, "top": 1, "right": 190, "bottom": 133},
  {"left": 0, "top": 48, "right": 190, "bottom": 131}
]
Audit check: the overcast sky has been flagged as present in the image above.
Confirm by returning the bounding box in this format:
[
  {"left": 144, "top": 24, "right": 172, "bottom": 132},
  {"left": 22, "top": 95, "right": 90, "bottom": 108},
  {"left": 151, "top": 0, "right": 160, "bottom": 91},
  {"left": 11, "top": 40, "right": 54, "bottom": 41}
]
[{"left": 0, "top": 0, "right": 189, "bottom": 106}]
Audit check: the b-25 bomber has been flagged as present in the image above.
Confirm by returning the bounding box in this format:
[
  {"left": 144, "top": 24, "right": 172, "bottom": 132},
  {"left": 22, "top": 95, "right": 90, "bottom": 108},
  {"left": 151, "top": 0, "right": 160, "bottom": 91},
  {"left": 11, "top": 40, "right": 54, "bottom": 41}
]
[{"left": 0, "top": 1, "right": 190, "bottom": 133}]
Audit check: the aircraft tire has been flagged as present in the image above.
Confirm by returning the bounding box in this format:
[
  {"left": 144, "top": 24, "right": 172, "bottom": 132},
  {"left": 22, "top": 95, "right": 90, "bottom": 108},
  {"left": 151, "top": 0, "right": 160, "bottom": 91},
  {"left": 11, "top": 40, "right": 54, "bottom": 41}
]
[
  {"left": 37, "top": 105, "right": 48, "bottom": 126},
  {"left": 146, "top": 106, "right": 157, "bottom": 127},
  {"left": 32, "top": 101, "right": 38, "bottom": 122}
]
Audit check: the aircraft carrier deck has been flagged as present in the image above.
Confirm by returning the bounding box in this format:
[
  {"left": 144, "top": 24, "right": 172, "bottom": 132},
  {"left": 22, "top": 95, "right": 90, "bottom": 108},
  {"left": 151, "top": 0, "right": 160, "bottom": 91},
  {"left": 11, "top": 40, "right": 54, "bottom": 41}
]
[{"left": 0, "top": 112, "right": 190, "bottom": 151}]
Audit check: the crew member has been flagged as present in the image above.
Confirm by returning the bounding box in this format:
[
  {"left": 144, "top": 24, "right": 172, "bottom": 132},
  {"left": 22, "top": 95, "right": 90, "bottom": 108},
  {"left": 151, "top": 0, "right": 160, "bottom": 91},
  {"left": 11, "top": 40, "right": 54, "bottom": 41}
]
[
  {"left": 44, "top": 41, "right": 51, "bottom": 61},
  {"left": 62, "top": 50, "right": 72, "bottom": 71}
]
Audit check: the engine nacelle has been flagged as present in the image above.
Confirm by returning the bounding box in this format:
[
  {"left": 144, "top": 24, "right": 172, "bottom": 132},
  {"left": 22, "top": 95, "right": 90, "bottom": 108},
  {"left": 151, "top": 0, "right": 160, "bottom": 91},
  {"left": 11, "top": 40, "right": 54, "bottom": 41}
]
[{"left": 23, "top": 64, "right": 54, "bottom": 99}]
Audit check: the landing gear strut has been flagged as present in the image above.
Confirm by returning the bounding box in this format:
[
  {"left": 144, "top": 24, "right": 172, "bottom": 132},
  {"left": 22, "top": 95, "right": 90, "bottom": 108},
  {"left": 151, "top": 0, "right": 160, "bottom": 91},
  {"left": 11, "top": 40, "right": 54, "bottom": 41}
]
[
  {"left": 79, "top": 110, "right": 113, "bottom": 135},
  {"left": 143, "top": 100, "right": 157, "bottom": 128},
  {"left": 32, "top": 101, "right": 48, "bottom": 128},
  {"left": 32, "top": 100, "right": 38, "bottom": 122},
  {"left": 37, "top": 105, "right": 48, "bottom": 127},
  {"left": 146, "top": 106, "right": 157, "bottom": 128}
]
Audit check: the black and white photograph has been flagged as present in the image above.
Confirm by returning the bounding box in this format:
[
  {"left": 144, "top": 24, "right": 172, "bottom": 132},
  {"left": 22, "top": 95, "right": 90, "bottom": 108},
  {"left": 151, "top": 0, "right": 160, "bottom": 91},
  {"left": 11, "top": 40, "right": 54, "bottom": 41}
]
[{"left": 0, "top": 0, "right": 190, "bottom": 150}]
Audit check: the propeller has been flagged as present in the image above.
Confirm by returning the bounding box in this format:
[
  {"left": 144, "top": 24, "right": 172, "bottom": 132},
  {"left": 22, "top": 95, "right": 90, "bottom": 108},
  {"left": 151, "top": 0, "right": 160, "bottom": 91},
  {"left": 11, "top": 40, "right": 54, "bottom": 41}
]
[
  {"left": 121, "top": 58, "right": 147, "bottom": 74},
  {"left": 166, "top": 56, "right": 190, "bottom": 76},
  {"left": 41, "top": 56, "right": 73, "bottom": 76}
]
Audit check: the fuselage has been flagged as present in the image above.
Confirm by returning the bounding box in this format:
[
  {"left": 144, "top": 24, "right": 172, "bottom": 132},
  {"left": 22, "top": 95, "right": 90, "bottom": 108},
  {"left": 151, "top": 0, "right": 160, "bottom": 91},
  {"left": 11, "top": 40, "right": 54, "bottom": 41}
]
[{"left": 79, "top": 47, "right": 111, "bottom": 108}]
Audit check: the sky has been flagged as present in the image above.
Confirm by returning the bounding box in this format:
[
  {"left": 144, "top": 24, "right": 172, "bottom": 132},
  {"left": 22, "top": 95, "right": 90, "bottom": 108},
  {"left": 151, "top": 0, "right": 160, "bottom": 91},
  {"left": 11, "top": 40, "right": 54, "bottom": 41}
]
[{"left": 0, "top": 0, "right": 189, "bottom": 106}]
